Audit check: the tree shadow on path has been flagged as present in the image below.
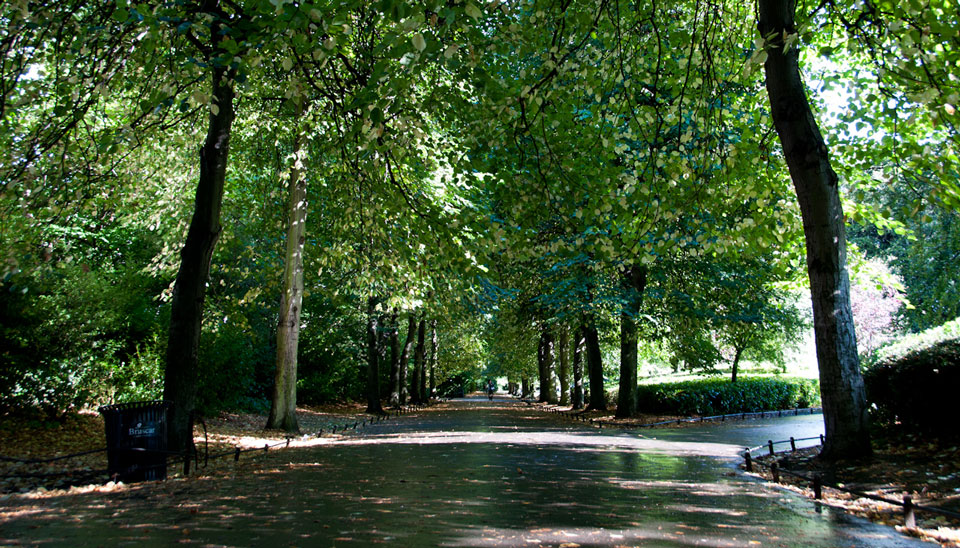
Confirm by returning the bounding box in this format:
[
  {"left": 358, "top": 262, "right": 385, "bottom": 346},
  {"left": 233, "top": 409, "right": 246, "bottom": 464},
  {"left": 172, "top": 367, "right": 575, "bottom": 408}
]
[{"left": 0, "top": 398, "right": 923, "bottom": 547}]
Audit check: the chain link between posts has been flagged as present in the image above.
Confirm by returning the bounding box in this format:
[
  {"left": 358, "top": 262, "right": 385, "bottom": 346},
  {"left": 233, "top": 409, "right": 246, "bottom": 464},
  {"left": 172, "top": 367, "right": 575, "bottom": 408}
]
[{"left": 0, "top": 401, "right": 444, "bottom": 485}]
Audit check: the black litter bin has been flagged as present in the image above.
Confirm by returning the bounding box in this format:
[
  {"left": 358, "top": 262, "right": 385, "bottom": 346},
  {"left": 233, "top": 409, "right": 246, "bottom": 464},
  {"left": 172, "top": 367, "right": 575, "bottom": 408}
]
[{"left": 98, "top": 400, "right": 170, "bottom": 482}]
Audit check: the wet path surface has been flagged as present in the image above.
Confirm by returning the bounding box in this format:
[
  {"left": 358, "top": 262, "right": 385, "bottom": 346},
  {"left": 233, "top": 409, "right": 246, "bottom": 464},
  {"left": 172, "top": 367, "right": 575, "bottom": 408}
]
[{"left": 0, "top": 398, "right": 924, "bottom": 547}]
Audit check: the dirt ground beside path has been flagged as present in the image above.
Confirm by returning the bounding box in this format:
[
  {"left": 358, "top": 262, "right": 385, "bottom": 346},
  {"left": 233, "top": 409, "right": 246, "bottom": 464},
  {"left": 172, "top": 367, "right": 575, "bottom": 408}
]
[
  {"left": 0, "top": 402, "right": 383, "bottom": 494},
  {"left": 752, "top": 439, "right": 960, "bottom": 547}
]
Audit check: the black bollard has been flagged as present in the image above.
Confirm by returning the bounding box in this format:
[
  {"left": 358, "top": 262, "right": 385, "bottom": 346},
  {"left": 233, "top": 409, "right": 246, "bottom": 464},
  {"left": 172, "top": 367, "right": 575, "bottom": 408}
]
[
  {"left": 234, "top": 447, "right": 241, "bottom": 462},
  {"left": 768, "top": 440, "right": 775, "bottom": 456},
  {"left": 904, "top": 496, "right": 916, "bottom": 528},
  {"left": 790, "top": 437, "right": 796, "bottom": 452},
  {"left": 745, "top": 450, "right": 753, "bottom": 472},
  {"left": 771, "top": 461, "right": 780, "bottom": 483},
  {"left": 813, "top": 474, "right": 822, "bottom": 499}
]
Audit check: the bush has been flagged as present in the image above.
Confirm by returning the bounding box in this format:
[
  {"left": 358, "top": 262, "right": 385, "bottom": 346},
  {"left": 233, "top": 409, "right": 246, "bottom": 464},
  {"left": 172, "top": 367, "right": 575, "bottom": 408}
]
[
  {"left": 636, "top": 377, "right": 821, "bottom": 416},
  {"left": 863, "top": 321, "right": 960, "bottom": 437},
  {"left": 197, "top": 320, "right": 273, "bottom": 414},
  {"left": 864, "top": 316, "right": 960, "bottom": 366}
]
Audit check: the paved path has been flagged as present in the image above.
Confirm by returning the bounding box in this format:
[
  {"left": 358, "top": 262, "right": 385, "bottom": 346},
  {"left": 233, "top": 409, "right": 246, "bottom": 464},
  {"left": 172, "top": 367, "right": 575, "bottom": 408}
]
[{"left": 0, "top": 397, "right": 924, "bottom": 547}]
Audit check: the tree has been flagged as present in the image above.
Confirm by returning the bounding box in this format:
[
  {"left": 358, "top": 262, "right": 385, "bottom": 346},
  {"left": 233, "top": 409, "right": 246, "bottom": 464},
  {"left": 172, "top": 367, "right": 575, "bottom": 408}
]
[
  {"left": 266, "top": 117, "right": 307, "bottom": 432},
  {"left": 364, "top": 296, "right": 384, "bottom": 414},
  {"left": 557, "top": 326, "right": 570, "bottom": 406},
  {"left": 429, "top": 319, "right": 438, "bottom": 398},
  {"left": 572, "top": 327, "right": 585, "bottom": 410},
  {"left": 759, "top": 0, "right": 872, "bottom": 459},
  {"left": 387, "top": 311, "right": 402, "bottom": 406},
  {"left": 583, "top": 321, "right": 606, "bottom": 410},
  {"left": 616, "top": 266, "right": 647, "bottom": 417},
  {"left": 163, "top": 2, "right": 242, "bottom": 456},
  {"left": 537, "top": 326, "right": 557, "bottom": 404}
]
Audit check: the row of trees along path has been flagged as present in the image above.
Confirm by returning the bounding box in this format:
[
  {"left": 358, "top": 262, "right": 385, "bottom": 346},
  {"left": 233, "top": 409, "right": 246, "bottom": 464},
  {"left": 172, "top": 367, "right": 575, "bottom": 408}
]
[{"left": 6, "top": 0, "right": 960, "bottom": 464}]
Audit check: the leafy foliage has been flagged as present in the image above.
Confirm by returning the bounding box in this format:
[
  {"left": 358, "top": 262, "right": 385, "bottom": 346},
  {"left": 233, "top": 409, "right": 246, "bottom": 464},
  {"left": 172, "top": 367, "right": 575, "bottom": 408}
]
[
  {"left": 1, "top": 0, "right": 957, "bottom": 426},
  {"left": 863, "top": 318, "right": 960, "bottom": 437}
]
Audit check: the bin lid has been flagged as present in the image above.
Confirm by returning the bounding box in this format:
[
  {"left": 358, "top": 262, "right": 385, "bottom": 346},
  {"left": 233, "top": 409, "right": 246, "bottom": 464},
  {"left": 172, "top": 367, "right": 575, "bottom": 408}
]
[{"left": 98, "top": 400, "right": 170, "bottom": 414}]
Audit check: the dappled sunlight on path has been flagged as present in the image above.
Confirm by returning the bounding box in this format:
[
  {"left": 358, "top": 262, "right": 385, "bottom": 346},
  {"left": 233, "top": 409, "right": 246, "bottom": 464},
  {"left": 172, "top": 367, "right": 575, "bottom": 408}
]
[{"left": 0, "top": 397, "right": 923, "bottom": 547}]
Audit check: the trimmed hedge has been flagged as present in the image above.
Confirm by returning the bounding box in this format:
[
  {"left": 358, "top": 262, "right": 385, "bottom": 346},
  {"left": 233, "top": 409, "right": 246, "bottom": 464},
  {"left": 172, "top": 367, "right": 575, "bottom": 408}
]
[
  {"left": 864, "top": 332, "right": 960, "bottom": 437},
  {"left": 636, "top": 377, "right": 821, "bottom": 416}
]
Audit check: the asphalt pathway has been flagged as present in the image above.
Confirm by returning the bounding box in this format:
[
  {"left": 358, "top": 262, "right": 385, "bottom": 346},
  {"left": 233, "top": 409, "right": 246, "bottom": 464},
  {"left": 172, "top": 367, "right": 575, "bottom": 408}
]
[{"left": 0, "top": 397, "right": 926, "bottom": 547}]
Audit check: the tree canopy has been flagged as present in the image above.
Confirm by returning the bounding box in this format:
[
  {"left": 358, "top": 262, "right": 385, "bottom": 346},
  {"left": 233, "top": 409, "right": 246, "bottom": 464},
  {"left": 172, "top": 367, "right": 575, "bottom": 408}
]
[{"left": 2, "top": 0, "right": 959, "bottom": 459}]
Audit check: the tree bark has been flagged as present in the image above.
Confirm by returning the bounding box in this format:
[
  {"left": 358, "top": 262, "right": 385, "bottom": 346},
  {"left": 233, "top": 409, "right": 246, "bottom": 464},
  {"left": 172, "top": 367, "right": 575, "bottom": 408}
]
[
  {"left": 388, "top": 311, "right": 401, "bottom": 407},
  {"left": 411, "top": 316, "right": 426, "bottom": 404},
  {"left": 759, "top": 0, "right": 871, "bottom": 459},
  {"left": 417, "top": 318, "right": 428, "bottom": 403},
  {"left": 398, "top": 313, "right": 416, "bottom": 405},
  {"left": 163, "top": 63, "right": 235, "bottom": 456},
  {"left": 583, "top": 321, "right": 606, "bottom": 410},
  {"left": 616, "top": 265, "right": 647, "bottom": 418},
  {"left": 558, "top": 326, "right": 570, "bottom": 406},
  {"left": 521, "top": 377, "right": 531, "bottom": 399},
  {"left": 537, "top": 331, "right": 547, "bottom": 403},
  {"left": 538, "top": 327, "right": 558, "bottom": 403},
  {"left": 572, "top": 326, "right": 585, "bottom": 410},
  {"left": 730, "top": 344, "right": 744, "bottom": 383},
  {"left": 429, "top": 319, "right": 438, "bottom": 399},
  {"left": 266, "top": 121, "right": 307, "bottom": 433},
  {"left": 365, "top": 296, "right": 383, "bottom": 414}
]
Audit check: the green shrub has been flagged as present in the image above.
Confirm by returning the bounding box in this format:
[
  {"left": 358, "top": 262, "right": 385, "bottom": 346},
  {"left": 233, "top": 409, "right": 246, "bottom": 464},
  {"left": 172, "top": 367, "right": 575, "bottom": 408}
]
[
  {"left": 863, "top": 323, "right": 960, "bottom": 437},
  {"left": 109, "top": 336, "right": 165, "bottom": 403},
  {"left": 865, "top": 316, "right": 960, "bottom": 366},
  {"left": 636, "top": 377, "right": 821, "bottom": 416},
  {"left": 197, "top": 319, "right": 274, "bottom": 414}
]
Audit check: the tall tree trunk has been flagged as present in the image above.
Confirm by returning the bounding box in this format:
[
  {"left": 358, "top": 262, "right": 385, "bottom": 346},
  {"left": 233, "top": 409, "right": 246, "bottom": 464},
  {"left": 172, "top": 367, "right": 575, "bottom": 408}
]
[
  {"left": 417, "top": 317, "right": 427, "bottom": 403},
  {"left": 365, "top": 296, "right": 383, "bottom": 414},
  {"left": 266, "top": 121, "right": 307, "bottom": 433},
  {"left": 537, "top": 329, "right": 547, "bottom": 402},
  {"left": 163, "top": 64, "right": 235, "bottom": 456},
  {"left": 558, "top": 326, "right": 570, "bottom": 406},
  {"left": 730, "top": 344, "right": 744, "bottom": 383},
  {"left": 759, "top": 0, "right": 871, "bottom": 459},
  {"left": 616, "top": 266, "right": 647, "bottom": 418},
  {"left": 583, "top": 321, "right": 606, "bottom": 410},
  {"left": 521, "top": 377, "right": 531, "bottom": 399},
  {"left": 398, "top": 313, "right": 416, "bottom": 405},
  {"left": 388, "top": 311, "right": 401, "bottom": 407},
  {"left": 538, "top": 327, "right": 558, "bottom": 404},
  {"left": 410, "top": 316, "right": 424, "bottom": 404},
  {"left": 572, "top": 326, "right": 585, "bottom": 410},
  {"left": 429, "top": 319, "right": 438, "bottom": 399},
  {"left": 409, "top": 341, "right": 421, "bottom": 404},
  {"left": 378, "top": 311, "right": 389, "bottom": 380}
]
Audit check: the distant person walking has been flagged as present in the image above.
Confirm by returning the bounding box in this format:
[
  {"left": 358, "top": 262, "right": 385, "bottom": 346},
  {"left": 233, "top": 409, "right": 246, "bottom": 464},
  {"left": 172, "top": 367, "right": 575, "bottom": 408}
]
[{"left": 487, "top": 379, "right": 495, "bottom": 400}]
